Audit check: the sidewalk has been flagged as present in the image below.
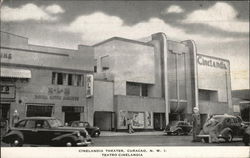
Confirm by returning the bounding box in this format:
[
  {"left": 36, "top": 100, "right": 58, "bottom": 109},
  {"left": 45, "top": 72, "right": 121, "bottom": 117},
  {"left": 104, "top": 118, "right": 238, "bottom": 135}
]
[{"left": 100, "top": 131, "right": 164, "bottom": 136}]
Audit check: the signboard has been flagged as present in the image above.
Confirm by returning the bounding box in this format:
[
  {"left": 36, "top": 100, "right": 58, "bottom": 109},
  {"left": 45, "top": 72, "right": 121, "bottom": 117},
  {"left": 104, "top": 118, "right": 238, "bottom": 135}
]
[
  {"left": 197, "top": 55, "right": 227, "bottom": 70},
  {"left": 86, "top": 74, "right": 93, "bottom": 98},
  {"left": 0, "top": 85, "right": 15, "bottom": 99}
]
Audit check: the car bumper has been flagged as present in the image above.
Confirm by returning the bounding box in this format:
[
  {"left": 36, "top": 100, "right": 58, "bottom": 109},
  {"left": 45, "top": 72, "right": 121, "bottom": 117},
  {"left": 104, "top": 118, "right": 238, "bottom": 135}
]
[{"left": 76, "top": 141, "right": 91, "bottom": 146}]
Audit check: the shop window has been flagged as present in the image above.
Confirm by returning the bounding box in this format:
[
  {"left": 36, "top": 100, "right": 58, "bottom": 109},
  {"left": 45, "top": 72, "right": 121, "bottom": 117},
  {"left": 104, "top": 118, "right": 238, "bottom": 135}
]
[
  {"left": 26, "top": 105, "right": 53, "bottom": 117},
  {"left": 198, "top": 89, "right": 218, "bottom": 101},
  {"left": 52, "top": 72, "right": 57, "bottom": 84}
]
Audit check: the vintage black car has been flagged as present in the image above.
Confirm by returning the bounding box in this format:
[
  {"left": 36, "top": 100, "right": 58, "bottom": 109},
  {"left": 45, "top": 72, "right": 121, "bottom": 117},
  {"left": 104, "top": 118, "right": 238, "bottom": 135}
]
[
  {"left": 70, "top": 121, "right": 100, "bottom": 137},
  {"left": 199, "top": 114, "right": 247, "bottom": 143},
  {"left": 2, "top": 117, "right": 92, "bottom": 147},
  {"left": 164, "top": 121, "right": 192, "bottom": 135}
]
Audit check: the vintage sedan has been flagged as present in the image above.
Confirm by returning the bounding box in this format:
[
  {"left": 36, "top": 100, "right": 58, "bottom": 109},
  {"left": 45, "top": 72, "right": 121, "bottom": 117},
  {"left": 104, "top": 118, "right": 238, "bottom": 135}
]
[
  {"left": 70, "top": 121, "right": 100, "bottom": 137},
  {"left": 2, "top": 117, "right": 92, "bottom": 147},
  {"left": 164, "top": 121, "right": 192, "bottom": 135},
  {"left": 199, "top": 114, "right": 247, "bottom": 143}
]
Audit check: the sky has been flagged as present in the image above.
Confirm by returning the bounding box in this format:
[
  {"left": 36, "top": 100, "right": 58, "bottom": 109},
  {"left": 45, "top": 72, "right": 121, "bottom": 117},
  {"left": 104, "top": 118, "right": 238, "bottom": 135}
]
[{"left": 0, "top": 0, "right": 249, "bottom": 90}]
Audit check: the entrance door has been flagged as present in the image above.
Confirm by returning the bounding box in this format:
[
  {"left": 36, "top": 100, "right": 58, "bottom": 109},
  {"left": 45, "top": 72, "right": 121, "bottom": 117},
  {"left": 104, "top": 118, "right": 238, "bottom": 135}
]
[
  {"left": 65, "top": 112, "right": 80, "bottom": 124},
  {"left": 94, "top": 111, "right": 114, "bottom": 131},
  {"left": 0, "top": 104, "right": 10, "bottom": 137},
  {"left": 153, "top": 113, "right": 166, "bottom": 130}
]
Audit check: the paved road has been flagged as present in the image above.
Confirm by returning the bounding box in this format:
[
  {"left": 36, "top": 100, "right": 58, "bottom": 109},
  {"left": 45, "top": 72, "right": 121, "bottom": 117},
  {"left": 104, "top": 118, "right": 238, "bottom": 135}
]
[
  {"left": 91, "top": 135, "right": 245, "bottom": 146},
  {"left": 1, "top": 135, "right": 245, "bottom": 147}
]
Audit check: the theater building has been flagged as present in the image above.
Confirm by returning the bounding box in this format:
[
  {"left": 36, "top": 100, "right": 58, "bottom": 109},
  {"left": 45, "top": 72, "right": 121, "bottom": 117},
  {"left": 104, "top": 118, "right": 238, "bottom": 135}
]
[
  {"left": 0, "top": 32, "right": 94, "bottom": 127},
  {"left": 93, "top": 32, "right": 233, "bottom": 131}
]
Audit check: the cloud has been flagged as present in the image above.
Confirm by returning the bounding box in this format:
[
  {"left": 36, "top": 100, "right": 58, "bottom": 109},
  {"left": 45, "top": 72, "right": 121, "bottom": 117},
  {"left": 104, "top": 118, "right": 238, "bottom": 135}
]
[
  {"left": 62, "top": 12, "right": 247, "bottom": 45},
  {"left": 183, "top": 2, "right": 249, "bottom": 33},
  {"left": 1, "top": 3, "right": 64, "bottom": 22},
  {"left": 164, "top": 5, "right": 184, "bottom": 14},
  {"left": 45, "top": 4, "right": 65, "bottom": 14}
]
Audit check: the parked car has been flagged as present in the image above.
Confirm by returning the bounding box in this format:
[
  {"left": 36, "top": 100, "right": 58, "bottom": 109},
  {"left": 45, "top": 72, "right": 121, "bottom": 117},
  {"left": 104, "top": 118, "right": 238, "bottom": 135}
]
[
  {"left": 70, "top": 121, "right": 100, "bottom": 137},
  {"left": 164, "top": 121, "right": 192, "bottom": 135},
  {"left": 242, "top": 125, "right": 250, "bottom": 146},
  {"left": 199, "top": 114, "right": 247, "bottom": 143},
  {"left": 1, "top": 117, "right": 92, "bottom": 147}
]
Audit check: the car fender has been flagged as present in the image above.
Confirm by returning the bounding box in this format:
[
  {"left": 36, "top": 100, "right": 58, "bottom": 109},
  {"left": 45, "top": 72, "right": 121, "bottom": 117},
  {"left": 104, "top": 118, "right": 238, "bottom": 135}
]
[
  {"left": 2, "top": 130, "right": 24, "bottom": 143},
  {"left": 220, "top": 128, "right": 232, "bottom": 137},
  {"left": 173, "top": 127, "right": 182, "bottom": 132},
  {"left": 51, "top": 133, "right": 78, "bottom": 143}
]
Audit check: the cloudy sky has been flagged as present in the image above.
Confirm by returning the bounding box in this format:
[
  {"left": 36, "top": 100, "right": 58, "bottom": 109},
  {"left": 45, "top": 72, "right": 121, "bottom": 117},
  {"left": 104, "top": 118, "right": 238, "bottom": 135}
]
[{"left": 1, "top": 0, "right": 249, "bottom": 90}]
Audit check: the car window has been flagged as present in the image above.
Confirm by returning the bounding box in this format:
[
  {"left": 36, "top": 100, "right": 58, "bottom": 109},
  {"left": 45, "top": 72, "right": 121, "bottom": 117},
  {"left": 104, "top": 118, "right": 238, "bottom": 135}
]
[
  {"left": 16, "top": 120, "right": 26, "bottom": 128},
  {"left": 25, "top": 120, "right": 36, "bottom": 128},
  {"left": 35, "top": 120, "right": 50, "bottom": 129},
  {"left": 79, "top": 122, "right": 84, "bottom": 127}
]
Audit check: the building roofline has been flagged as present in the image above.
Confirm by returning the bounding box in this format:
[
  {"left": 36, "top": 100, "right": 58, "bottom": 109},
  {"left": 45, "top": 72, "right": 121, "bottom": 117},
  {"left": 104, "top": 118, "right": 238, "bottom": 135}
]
[
  {"left": 92, "top": 37, "right": 154, "bottom": 47},
  {"left": 1, "top": 31, "right": 79, "bottom": 52},
  {"left": 0, "top": 31, "right": 29, "bottom": 40}
]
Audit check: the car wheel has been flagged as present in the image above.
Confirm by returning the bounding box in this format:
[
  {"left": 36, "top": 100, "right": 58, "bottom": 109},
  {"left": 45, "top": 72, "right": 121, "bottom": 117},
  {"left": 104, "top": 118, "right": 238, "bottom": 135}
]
[
  {"left": 10, "top": 137, "right": 23, "bottom": 147},
  {"left": 225, "top": 132, "right": 233, "bottom": 142}
]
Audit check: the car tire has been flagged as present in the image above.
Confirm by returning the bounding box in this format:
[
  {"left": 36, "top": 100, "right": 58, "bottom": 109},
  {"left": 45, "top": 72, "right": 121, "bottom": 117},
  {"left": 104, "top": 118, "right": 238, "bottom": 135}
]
[
  {"left": 225, "top": 132, "right": 233, "bottom": 142},
  {"left": 10, "top": 137, "right": 23, "bottom": 147}
]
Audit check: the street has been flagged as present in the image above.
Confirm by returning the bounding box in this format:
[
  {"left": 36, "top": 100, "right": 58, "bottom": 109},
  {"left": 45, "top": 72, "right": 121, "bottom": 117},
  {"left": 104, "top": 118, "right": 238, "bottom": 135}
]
[{"left": 1, "top": 135, "right": 245, "bottom": 147}]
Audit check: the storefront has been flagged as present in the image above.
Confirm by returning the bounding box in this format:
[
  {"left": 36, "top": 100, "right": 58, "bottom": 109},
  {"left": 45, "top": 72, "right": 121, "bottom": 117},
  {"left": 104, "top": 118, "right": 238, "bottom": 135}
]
[{"left": 0, "top": 32, "right": 94, "bottom": 130}]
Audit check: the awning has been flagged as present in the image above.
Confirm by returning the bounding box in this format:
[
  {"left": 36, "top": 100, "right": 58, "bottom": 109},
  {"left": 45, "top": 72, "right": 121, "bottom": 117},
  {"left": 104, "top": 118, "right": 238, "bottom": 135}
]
[{"left": 0, "top": 67, "right": 31, "bottom": 78}]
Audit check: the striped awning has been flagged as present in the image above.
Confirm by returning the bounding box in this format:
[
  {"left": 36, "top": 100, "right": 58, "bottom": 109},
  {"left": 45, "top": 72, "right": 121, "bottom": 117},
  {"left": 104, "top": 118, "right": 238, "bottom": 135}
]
[{"left": 0, "top": 67, "right": 31, "bottom": 78}]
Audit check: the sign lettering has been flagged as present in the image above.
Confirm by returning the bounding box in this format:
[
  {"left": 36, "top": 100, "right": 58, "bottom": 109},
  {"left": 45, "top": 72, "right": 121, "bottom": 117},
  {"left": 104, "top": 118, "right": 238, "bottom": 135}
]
[{"left": 197, "top": 56, "right": 227, "bottom": 69}]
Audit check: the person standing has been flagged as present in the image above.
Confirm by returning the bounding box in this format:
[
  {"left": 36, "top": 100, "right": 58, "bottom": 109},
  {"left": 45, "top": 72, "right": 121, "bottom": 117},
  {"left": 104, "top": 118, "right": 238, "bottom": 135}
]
[{"left": 127, "top": 118, "right": 134, "bottom": 134}]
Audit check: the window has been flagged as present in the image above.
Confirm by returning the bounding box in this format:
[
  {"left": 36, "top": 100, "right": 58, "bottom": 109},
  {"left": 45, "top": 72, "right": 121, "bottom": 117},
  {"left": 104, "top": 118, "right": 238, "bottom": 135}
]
[
  {"left": 126, "top": 82, "right": 148, "bottom": 97},
  {"left": 15, "top": 120, "right": 26, "bottom": 128},
  {"left": 141, "top": 84, "right": 148, "bottom": 97},
  {"left": 26, "top": 105, "right": 53, "bottom": 117},
  {"left": 52, "top": 72, "right": 84, "bottom": 86},
  {"left": 25, "top": 120, "right": 36, "bottom": 128},
  {"left": 101, "top": 55, "right": 109, "bottom": 71},
  {"left": 57, "top": 73, "right": 63, "bottom": 85},
  {"left": 68, "top": 74, "right": 73, "bottom": 85},
  {"left": 76, "top": 75, "right": 82, "bottom": 86}
]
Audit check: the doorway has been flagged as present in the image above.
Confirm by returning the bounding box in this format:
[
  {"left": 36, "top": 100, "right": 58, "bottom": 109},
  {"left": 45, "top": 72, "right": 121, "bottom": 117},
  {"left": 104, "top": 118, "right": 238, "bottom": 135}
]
[
  {"left": 0, "top": 103, "right": 10, "bottom": 137},
  {"left": 94, "top": 111, "right": 115, "bottom": 131},
  {"left": 153, "top": 113, "right": 166, "bottom": 130}
]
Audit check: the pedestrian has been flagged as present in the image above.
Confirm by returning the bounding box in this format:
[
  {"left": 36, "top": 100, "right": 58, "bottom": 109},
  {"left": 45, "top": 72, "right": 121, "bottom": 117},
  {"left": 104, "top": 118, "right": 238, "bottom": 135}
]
[{"left": 127, "top": 118, "right": 134, "bottom": 134}]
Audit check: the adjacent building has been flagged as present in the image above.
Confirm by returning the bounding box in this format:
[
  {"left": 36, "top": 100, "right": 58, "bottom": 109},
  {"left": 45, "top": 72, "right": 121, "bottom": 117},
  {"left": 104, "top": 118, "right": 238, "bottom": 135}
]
[{"left": 0, "top": 31, "right": 94, "bottom": 127}]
